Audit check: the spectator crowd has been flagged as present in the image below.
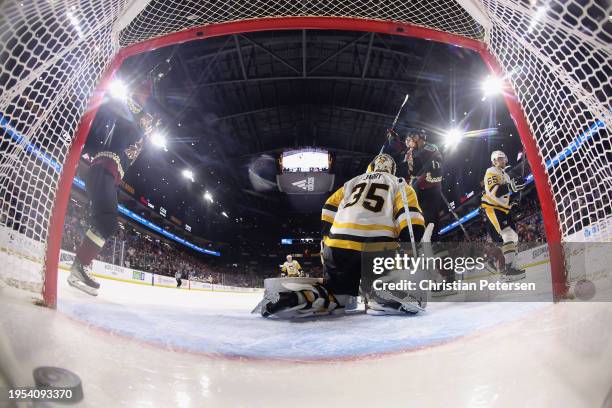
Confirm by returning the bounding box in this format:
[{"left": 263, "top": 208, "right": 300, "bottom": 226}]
[
  {"left": 61, "top": 201, "right": 256, "bottom": 287},
  {"left": 60, "top": 190, "right": 550, "bottom": 289}
]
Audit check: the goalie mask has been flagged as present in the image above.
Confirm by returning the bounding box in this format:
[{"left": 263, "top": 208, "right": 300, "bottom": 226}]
[
  {"left": 369, "top": 154, "right": 396, "bottom": 175},
  {"left": 491, "top": 150, "right": 508, "bottom": 166}
]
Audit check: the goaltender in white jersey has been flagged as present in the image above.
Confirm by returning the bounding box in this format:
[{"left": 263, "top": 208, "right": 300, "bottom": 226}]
[
  {"left": 321, "top": 165, "right": 425, "bottom": 252},
  {"left": 260, "top": 154, "right": 427, "bottom": 318}
]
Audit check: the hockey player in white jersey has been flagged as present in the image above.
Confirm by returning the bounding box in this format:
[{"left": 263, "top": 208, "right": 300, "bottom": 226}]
[
  {"left": 481, "top": 150, "right": 526, "bottom": 281},
  {"left": 281, "top": 255, "right": 302, "bottom": 277},
  {"left": 261, "top": 154, "right": 427, "bottom": 317}
]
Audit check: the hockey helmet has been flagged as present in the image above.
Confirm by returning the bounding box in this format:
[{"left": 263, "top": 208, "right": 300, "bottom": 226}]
[
  {"left": 405, "top": 128, "right": 427, "bottom": 141},
  {"left": 491, "top": 150, "right": 508, "bottom": 165},
  {"left": 370, "top": 153, "right": 396, "bottom": 175}
]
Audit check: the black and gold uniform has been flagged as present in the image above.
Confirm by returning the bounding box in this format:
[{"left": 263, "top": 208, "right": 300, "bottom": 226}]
[
  {"left": 480, "top": 156, "right": 525, "bottom": 279},
  {"left": 321, "top": 169, "right": 425, "bottom": 296},
  {"left": 481, "top": 165, "right": 515, "bottom": 241},
  {"left": 281, "top": 259, "right": 302, "bottom": 277}
]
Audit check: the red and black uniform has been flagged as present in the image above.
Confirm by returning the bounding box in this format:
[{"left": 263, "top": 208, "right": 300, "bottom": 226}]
[
  {"left": 406, "top": 143, "right": 443, "bottom": 241},
  {"left": 74, "top": 79, "right": 160, "bottom": 268}
]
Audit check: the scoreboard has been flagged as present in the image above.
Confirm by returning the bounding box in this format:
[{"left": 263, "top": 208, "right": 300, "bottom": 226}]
[{"left": 277, "top": 148, "right": 335, "bottom": 194}]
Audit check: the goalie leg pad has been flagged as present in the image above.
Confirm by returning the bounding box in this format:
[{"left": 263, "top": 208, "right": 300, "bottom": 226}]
[{"left": 259, "top": 278, "right": 351, "bottom": 319}]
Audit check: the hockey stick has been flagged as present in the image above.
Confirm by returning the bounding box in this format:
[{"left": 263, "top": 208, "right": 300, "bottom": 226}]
[
  {"left": 517, "top": 147, "right": 527, "bottom": 204},
  {"left": 439, "top": 190, "right": 472, "bottom": 241},
  {"left": 380, "top": 94, "right": 410, "bottom": 154}
]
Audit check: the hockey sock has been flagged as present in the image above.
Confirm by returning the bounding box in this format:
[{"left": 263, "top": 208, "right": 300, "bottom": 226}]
[
  {"left": 75, "top": 229, "right": 106, "bottom": 266},
  {"left": 502, "top": 241, "right": 518, "bottom": 268}
]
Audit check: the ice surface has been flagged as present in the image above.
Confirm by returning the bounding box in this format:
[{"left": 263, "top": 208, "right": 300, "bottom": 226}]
[
  {"left": 1, "top": 264, "right": 612, "bottom": 407},
  {"left": 58, "top": 274, "right": 547, "bottom": 359}
]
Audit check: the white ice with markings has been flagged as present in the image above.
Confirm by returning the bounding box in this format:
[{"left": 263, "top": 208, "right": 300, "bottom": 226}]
[{"left": 1, "top": 262, "right": 612, "bottom": 407}]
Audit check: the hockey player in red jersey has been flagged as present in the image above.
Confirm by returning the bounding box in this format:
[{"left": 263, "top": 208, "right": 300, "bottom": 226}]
[{"left": 67, "top": 64, "right": 170, "bottom": 295}]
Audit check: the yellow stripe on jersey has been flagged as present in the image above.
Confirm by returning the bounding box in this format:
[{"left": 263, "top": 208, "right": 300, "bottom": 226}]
[
  {"left": 86, "top": 229, "right": 106, "bottom": 247},
  {"left": 398, "top": 217, "right": 426, "bottom": 230},
  {"left": 481, "top": 202, "right": 510, "bottom": 214},
  {"left": 322, "top": 186, "right": 344, "bottom": 235},
  {"left": 325, "top": 186, "right": 344, "bottom": 209},
  {"left": 323, "top": 236, "right": 399, "bottom": 252},
  {"left": 393, "top": 186, "right": 422, "bottom": 215},
  {"left": 393, "top": 185, "right": 425, "bottom": 234},
  {"left": 321, "top": 214, "right": 335, "bottom": 224},
  {"left": 484, "top": 206, "right": 502, "bottom": 234}
]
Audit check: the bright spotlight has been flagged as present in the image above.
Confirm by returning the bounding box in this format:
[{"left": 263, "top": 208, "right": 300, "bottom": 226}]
[
  {"left": 108, "top": 79, "right": 128, "bottom": 101},
  {"left": 222, "top": 211, "right": 228, "bottom": 218},
  {"left": 204, "top": 191, "right": 213, "bottom": 203},
  {"left": 182, "top": 169, "right": 194, "bottom": 182},
  {"left": 482, "top": 75, "right": 504, "bottom": 97},
  {"left": 150, "top": 132, "right": 167, "bottom": 149},
  {"left": 444, "top": 128, "right": 463, "bottom": 147}
]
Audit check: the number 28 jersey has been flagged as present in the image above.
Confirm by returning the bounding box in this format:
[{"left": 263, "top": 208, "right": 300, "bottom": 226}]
[{"left": 321, "top": 171, "right": 425, "bottom": 252}]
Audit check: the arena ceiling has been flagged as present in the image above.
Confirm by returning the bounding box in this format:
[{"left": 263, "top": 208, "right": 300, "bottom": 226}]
[{"left": 84, "top": 29, "right": 524, "bottom": 246}]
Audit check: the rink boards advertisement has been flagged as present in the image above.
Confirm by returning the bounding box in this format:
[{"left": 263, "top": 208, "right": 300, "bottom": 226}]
[{"left": 58, "top": 250, "right": 261, "bottom": 293}]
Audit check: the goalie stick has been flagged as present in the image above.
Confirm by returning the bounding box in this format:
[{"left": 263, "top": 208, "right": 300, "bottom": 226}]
[{"left": 398, "top": 177, "right": 418, "bottom": 256}]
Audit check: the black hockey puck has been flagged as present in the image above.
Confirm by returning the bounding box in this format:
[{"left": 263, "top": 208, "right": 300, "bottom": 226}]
[
  {"left": 33, "top": 367, "right": 83, "bottom": 403},
  {"left": 575, "top": 279, "right": 596, "bottom": 301}
]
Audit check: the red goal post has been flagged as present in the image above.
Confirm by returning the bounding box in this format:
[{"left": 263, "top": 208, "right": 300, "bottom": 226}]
[{"left": 0, "top": 1, "right": 608, "bottom": 307}]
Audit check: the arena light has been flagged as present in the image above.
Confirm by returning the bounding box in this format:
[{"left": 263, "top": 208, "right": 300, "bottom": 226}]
[
  {"left": 481, "top": 75, "right": 504, "bottom": 98},
  {"left": 528, "top": 6, "right": 548, "bottom": 33},
  {"left": 444, "top": 128, "right": 463, "bottom": 147},
  {"left": 150, "top": 132, "right": 167, "bottom": 149},
  {"left": 182, "top": 169, "right": 194, "bottom": 182},
  {"left": 204, "top": 191, "right": 213, "bottom": 203},
  {"left": 222, "top": 211, "right": 228, "bottom": 218},
  {"left": 107, "top": 79, "right": 128, "bottom": 101}
]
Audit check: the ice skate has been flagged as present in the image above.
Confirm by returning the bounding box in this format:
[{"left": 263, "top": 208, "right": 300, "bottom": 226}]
[
  {"left": 366, "top": 290, "right": 425, "bottom": 315},
  {"left": 500, "top": 265, "right": 526, "bottom": 282},
  {"left": 67, "top": 260, "right": 99, "bottom": 296}
]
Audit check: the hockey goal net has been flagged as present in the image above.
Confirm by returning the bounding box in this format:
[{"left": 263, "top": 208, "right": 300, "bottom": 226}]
[{"left": 0, "top": 1, "right": 609, "bottom": 306}]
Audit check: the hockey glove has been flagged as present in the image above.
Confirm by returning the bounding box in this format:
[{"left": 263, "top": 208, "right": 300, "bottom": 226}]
[{"left": 509, "top": 177, "right": 525, "bottom": 193}]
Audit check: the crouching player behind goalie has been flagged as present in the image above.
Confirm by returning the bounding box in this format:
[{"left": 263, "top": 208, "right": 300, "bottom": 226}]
[{"left": 260, "top": 154, "right": 427, "bottom": 318}]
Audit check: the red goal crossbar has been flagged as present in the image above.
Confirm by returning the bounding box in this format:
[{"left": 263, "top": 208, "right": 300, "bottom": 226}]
[{"left": 42, "top": 17, "right": 567, "bottom": 307}]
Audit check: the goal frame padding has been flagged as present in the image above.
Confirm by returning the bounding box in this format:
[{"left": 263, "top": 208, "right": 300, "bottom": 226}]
[{"left": 42, "top": 17, "right": 566, "bottom": 307}]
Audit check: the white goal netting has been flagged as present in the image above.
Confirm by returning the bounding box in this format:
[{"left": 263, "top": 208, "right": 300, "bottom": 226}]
[{"left": 0, "top": 0, "right": 610, "bottom": 302}]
